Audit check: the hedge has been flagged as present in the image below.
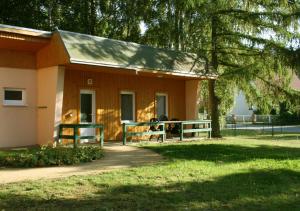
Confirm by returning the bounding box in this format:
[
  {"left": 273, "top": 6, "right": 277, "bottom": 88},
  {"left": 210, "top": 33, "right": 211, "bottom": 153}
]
[{"left": 0, "top": 145, "right": 103, "bottom": 168}]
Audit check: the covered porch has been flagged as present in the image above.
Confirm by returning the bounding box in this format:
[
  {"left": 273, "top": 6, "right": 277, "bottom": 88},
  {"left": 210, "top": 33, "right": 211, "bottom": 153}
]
[
  {"left": 60, "top": 64, "right": 204, "bottom": 143},
  {"left": 36, "top": 29, "right": 215, "bottom": 146}
]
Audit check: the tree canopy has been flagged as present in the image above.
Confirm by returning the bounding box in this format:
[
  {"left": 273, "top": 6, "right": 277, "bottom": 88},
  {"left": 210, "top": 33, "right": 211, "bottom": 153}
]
[{"left": 1, "top": 0, "right": 299, "bottom": 136}]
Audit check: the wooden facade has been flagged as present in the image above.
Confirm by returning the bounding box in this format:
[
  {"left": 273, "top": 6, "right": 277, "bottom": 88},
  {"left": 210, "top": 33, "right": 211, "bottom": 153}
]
[
  {"left": 0, "top": 24, "right": 209, "bottom": 147},
  {"left": 62, "top": 67, "right": 191, "bottom": 140}
]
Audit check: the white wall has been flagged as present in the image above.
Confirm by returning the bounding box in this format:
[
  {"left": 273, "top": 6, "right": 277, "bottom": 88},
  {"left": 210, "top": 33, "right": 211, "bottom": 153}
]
[{"left": 230, "top": 91, "right": 254, "bottom": 116}]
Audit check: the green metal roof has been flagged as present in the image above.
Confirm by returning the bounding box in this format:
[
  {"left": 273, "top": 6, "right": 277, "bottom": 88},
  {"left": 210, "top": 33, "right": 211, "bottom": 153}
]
[{"left": 58, "top": 30, "right": 207, "bottom": 77}]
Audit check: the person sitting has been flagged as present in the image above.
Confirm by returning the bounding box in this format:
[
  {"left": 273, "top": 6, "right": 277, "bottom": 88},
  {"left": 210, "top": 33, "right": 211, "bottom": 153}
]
[
  {"left": 169, "top": 118, "right": 180, "bottom": 136},
  {"left": 149, "top": 118, "right": 159, "bottom": 141}
]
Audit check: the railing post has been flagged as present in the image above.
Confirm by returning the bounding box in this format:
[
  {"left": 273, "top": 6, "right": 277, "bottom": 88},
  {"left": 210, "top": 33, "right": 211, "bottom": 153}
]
[
  {"left": 122, "top": 123, "right": 127, "bottom": 145},
  {"left": 100, "top": 125, "right": 104, "bottom": 147},
  {"left": 209, "top": 122, "right": 211, "bottom": 139},
  {"left": 58, "top": 124, "right": 63, "bottom": 144},
  {"left": 74, "top": 125, "right": 79, "bottom": 148},
  {"left": 162, "top": 123, "right": 166, "bottom": 142},
  {"left": 180, "top": 123, "right": 183, "bottom": 141}
]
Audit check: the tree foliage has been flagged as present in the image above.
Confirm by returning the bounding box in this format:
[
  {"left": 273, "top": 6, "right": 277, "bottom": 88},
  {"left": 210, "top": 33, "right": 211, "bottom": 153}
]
[
  {"left": 142, "top": 0, "right": 300, "bottom": 136},
  {"left": 0, "top": 0, "right": 299, "bottom": 136}
]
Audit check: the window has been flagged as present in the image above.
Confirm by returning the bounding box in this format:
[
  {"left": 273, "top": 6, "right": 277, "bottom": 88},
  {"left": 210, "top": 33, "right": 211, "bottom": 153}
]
[
  {"left": 156, "top": 93, "right": 168, "bottom": 118},
  {"left": 3, "top": 88, "right": 26, "bottom": 106},
  {"left": 121, "top": 91, "right": 135, "bottom": 122}
]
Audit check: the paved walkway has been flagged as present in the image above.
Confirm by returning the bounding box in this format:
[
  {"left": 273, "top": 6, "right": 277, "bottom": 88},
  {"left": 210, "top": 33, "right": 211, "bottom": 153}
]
[{"left": 0, "top": 143, "right": 163, "bottom": 184}]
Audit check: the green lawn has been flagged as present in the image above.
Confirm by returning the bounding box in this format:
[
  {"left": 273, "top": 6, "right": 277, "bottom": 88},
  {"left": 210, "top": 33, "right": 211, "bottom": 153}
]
[{"left": 0, "top": 133, "right": 299, "bottom": 210}]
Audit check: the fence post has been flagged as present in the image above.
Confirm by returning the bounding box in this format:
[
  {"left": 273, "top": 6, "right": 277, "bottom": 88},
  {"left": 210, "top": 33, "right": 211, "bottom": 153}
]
[
  {"left": 209, "top": 122, "right": 212, "bottom": 139},
  {"left": 271, "top": 119, "right": 274, "bottom": 137},
  {"left": 74, "top": 126, "right": 79, "bottom": 148},
  {"left": 100, "top": 126, "right": 104, "bottom": 147},
  {"left": 162, "top": 123, "right": 166, "bottom": 142},
  {"left": 122, "top": 123, "right": 126, "bottom": 145},
  {"left": 58, "top": 124, "right": 63, "bottom": 144},
  {"left": 180, "top": 123, "right": 184, "bottom": 141},
  {"left": 234, "top": 123, "right": 237, "bottom": 136}
]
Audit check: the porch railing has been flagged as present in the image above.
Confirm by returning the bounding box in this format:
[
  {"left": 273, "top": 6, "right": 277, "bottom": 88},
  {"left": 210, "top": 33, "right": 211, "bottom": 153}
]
[
  {"left": 122, "top": 120, "right": 212, "bottom": 145},
  {"left": 180, "top": 120, "right": 212, "bottom": 140},
  {"left": 58, "top": 123, "right": 104, "bottom": 148},
  {"left": 122, "top": 122, "right": 166, "bottom": 145}
]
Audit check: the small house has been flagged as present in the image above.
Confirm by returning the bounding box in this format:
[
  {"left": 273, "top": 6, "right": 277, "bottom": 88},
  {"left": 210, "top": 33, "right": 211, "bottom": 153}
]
[{"left": 0, "top": 24, "right": 213, "bottom": 148}]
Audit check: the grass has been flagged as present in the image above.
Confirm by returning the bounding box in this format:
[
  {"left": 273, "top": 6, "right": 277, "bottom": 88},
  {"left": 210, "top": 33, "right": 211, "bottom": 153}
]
[{"left": 0, "top": 132, "right": 299, "bottom": 210}]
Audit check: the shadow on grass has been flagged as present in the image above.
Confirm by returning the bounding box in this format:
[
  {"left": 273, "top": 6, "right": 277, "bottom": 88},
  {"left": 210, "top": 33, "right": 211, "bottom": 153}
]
[
  {"left": 143, "top": 143, "right": 300, "bottom": 163},
  {"left": 1, "top": 169, "right": 299, "bottom": 210}
]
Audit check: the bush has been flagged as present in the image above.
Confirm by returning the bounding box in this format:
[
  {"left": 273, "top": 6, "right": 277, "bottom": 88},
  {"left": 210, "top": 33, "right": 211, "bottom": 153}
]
[
  {"left": 0, "top": 146, "right": 103, "bottom": 168},
  {"left": 276, "top": 111, "right": 300, "bottom": 125}
]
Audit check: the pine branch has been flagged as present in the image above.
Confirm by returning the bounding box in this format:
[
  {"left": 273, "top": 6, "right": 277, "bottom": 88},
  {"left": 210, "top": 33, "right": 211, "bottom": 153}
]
[
  {"left": 256, "top": 75, "right": 300, "bottom": 103},
  {"left": 215, "top": 9, "right": 300, "bottom": 19}
]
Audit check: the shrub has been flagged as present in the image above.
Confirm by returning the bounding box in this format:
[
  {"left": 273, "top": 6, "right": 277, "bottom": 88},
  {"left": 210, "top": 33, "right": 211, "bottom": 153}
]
[{"left": 0, "top": 146, "right": 103, "bottom": 168}]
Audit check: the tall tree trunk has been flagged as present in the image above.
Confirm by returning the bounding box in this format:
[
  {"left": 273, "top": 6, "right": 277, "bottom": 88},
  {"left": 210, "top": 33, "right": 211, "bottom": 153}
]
[
  {"left": 209, "top": 15, "right": 222, "bottom": 137},
  {"left": 89, "top": 0, "right": 96, "bottom": 35},
  {"left": 179, "top": 9, "right": 184, "bottom": 51},
  {"left": 82, "top": 1, "right": 90, "bottom": 34},
  {"left": 174, "top": 7, "right": 180, "bottom": 50},
  {"left": 208, "top": 80, "right": 221, "bottom": 137},
  {"left": 167, "top": 0, "right": 172, "bottom": 48}
]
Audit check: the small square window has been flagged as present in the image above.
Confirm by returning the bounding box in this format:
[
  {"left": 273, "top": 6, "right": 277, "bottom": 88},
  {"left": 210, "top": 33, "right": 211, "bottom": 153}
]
[{"left": 3, "top": 88, "right": 26, "bottom": 106}]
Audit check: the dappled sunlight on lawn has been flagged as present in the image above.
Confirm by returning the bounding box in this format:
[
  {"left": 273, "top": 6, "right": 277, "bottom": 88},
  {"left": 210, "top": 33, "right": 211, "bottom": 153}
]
[
  {"left": 0, "top": 137, "right": 299, "bottom": 210},
  {"left": 1, "top": 169, "right": 299, "bottom": 210}
]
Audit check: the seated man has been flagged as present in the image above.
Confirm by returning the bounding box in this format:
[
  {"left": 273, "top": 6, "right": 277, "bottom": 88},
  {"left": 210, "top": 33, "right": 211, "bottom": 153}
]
[{"left": 149, "top": 118, "right": 159, "bottom": 141}]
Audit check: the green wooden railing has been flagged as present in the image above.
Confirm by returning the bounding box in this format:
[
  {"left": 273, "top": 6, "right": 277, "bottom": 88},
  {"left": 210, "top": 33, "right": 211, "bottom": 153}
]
[
  {"left": 122, "top": 122, "right": 165, "bottom": 145},
  {"left": 122, "top": 120, "right": 211, "bottom": 145},
  {"left": 58, "top": 123, "right": 104, "bottom": 148},
  {"left": 180, "top": 120, "right": 212, "bottom": 140}
]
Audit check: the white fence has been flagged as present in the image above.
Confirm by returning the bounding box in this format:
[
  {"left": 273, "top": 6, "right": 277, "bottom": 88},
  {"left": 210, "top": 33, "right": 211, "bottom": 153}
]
[{"left": 226, "top": 115, "right": 279, "bottom": 124}]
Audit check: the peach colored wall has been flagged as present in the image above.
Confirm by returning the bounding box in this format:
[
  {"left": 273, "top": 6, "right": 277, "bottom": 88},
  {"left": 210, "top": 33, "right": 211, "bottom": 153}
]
[
  {"left": 37, "top": 66, "right": 65, "bottom": 145},
  {"left": 185, "top": 80, "right": 201, "bottom": 120},
  {"left": 62, "top": 68, "right": 186, "bottom": 141},
  {"left": 0, "top": 67, "right": 37, "bottom": 148},
  {"left": 36, "top": 33, "right": 69, "bottom": 69}
]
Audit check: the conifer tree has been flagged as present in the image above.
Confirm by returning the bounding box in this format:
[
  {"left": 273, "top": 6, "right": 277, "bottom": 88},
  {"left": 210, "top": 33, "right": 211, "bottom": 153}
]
[{"left": 143, "top": 0, "right": 300, "bottom": 137}]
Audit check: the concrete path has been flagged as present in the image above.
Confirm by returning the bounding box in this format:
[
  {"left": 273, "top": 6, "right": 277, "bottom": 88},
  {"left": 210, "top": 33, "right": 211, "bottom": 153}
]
[{"left": 0, "top": 143, "right": 163, "bottom": 184}]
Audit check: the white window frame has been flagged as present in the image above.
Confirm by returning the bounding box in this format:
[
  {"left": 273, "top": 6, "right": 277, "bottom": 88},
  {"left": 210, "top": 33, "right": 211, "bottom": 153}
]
[
  {"left": 120, "top": 91, "right": 135, "bottom": 123},
  {"left": 156, "top": 93, "right": 168, "bottom": 118},
  {"left": 80, "top": 89, "right": 96, "bottom": 124},
  {"left": 3, "top": 88, "right": 26, "bottom": 106}
]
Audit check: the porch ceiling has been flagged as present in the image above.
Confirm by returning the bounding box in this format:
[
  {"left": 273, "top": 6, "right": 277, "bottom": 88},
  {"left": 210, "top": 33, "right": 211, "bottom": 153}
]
[{"left": 0, "top": 24, "right": 51, "bottom": 52}]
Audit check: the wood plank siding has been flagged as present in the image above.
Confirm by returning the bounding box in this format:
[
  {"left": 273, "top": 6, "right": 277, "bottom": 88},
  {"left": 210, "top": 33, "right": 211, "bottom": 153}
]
[{"left": 62, "top": 68, "right": 187, "bottom": 141}]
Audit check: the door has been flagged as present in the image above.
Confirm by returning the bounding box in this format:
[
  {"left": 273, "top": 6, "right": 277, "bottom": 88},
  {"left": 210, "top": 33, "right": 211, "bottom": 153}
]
[{"left": 80, "top": 90, "right": 96, "bottom": 142}]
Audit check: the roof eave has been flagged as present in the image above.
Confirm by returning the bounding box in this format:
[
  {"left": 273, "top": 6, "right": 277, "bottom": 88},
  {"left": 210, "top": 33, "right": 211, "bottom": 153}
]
[
  {"left": 0, "top": 24, "right": 52, "bottom": 38},
  {"left": 69, "top": 58, "right": 214, "bottom": 79}
]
